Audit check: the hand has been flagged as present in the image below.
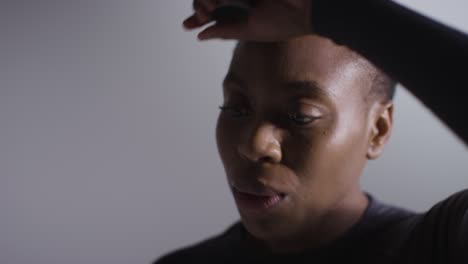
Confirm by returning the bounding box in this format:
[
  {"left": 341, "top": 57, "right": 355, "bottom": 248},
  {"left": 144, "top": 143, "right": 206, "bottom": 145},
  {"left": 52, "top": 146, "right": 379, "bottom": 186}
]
[{"left": 183, "top": 0, "right": 312, "bottom": 42}]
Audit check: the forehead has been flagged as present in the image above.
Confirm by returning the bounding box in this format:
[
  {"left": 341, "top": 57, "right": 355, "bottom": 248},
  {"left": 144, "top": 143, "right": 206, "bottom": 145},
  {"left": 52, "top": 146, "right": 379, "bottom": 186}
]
[{"left": 228, "top": 36, "right": 371, "bottom": 99}]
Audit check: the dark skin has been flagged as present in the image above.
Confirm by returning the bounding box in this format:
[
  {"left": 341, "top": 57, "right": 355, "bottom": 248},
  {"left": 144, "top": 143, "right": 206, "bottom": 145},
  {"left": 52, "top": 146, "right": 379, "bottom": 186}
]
[
  {"left": 184, "top": 0, "right": 312, "bottom": 41},
  {"left": 217, "top": 36, "right": 393, "bottom": 253},
  {"left": 185, "top": 0, "right": 394, "bottom": 254}
]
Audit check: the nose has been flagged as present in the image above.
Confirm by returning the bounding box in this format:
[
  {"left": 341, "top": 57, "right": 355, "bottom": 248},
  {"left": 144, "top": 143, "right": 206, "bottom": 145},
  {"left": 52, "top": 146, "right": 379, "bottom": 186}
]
[{"left": 237, "top": 122, "right": 282, "bottom": 164}]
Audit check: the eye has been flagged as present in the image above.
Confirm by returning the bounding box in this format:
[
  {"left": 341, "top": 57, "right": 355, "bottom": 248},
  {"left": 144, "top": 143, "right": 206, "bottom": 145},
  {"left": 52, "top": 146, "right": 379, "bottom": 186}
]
[
  {"left": 287, "top": 112, "right": 317, "bottom": 126},
  {"left": 219, "top": 105, "right": 252, "bottom": 118}
]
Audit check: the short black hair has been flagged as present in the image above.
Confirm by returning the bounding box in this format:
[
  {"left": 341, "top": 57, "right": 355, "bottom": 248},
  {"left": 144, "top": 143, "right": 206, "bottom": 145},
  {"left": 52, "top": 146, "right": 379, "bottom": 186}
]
[
  {"left": 350, "top": 52, "right": 397, "bottom": 103},
  {"left": 370, "top": 69, "right": 397, "bottom": 101}
]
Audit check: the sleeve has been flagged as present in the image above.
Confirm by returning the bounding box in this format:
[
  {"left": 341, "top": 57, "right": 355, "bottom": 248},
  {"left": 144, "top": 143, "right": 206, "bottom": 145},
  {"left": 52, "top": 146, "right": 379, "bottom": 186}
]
[
  {"left": 405, "top": 190, "right": 468, "bottom": 263},
  {"left": 311, "top": 0, "right": 468, "bottom": 145}
]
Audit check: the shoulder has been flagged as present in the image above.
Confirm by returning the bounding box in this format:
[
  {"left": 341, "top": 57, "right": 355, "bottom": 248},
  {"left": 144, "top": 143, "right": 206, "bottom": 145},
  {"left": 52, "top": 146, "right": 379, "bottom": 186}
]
[
  {"left": 153, "top": 222, "right": 242, "bottom": 264},
  {"left": 433, "top": 190, "right": 468, "bottom": 242},
  {"left": 422, "top": 189, "right": 468, "bottom": 233},
  {"left": 407, "top": 190, "right": 468, "bottom": 262}
]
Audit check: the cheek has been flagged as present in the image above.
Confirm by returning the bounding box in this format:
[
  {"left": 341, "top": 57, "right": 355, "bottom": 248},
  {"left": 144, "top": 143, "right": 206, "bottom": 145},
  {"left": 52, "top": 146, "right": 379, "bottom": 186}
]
[
  {"left": 286, "top": 120, "right": 368, "bottom": 196},
  {"left": 284, "top": 128, "right": 333, "bottom": 178}
]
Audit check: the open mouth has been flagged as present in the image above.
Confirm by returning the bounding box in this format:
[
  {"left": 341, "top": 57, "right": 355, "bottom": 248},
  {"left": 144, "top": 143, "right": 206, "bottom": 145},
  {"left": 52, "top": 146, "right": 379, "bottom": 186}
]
[{"left": 232, "top": 186, "right": 287, "bottom": 212}]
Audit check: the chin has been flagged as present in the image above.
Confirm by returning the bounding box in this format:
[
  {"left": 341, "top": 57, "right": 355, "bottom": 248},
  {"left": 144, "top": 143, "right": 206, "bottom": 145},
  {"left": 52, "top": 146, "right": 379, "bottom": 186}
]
[{"left": 240, "top": 211, "right": 296, "bottom": 242}]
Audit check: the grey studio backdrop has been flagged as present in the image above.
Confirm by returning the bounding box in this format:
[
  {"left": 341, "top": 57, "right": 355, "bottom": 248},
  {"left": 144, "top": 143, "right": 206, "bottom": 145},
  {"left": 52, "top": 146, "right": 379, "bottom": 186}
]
[{"left": 1, "top": 1, "right": 467, "bottom": 264}]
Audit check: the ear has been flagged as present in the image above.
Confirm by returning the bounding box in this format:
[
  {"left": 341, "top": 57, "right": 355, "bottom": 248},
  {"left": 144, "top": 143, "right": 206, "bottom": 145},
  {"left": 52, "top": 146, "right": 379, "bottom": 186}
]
[{"left": 366, "top": 102, "right": 393, "bottom": 160}]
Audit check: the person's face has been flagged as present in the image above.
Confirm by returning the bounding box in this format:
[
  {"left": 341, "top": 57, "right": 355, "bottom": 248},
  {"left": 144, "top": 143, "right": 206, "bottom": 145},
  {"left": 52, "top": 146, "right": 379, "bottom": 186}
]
[{"left": 216, "top": 36, "right": 391, "bottom": 244}]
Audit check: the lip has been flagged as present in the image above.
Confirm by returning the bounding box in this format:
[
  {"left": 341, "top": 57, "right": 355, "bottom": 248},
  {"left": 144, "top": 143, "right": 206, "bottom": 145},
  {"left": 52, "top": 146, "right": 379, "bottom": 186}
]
[
  {"left": 231, "top": 186, "right": 287, "bottom": 213},
  {"left": 232, "top": 184, "right": 283, "bottom": 197}
]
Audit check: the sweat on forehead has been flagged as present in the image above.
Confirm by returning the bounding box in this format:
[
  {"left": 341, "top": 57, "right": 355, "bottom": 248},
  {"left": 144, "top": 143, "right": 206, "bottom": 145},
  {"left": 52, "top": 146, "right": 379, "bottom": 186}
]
[
  {"left": 234, "top": 35, "right": 362, "bottom": 67},
  {"left": 231, "top": 36, "right": 375, "bottom": 96}
]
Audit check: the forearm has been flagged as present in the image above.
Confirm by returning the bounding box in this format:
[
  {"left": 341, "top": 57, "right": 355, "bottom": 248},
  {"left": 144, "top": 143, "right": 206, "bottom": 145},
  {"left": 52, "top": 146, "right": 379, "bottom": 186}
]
[{"left": 312, "top": 0, "right": 468, "bottom": 144}]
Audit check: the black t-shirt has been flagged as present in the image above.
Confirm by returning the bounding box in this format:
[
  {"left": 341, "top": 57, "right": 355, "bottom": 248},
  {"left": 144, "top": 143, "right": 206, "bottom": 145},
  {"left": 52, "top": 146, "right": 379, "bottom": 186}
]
[
  {"left": 155, "top": 191, "right": 468, "bottom": 263},
  {"left": 156, "top": 0, "right": 468, "bottom": 262}
]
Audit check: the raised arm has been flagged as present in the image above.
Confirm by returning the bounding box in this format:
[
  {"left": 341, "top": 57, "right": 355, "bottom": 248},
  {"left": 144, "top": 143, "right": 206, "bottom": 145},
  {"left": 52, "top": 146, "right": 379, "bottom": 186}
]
[
  {"left": 312, "top": 0, "right": 468, "bottom": 145},
  {"left": 184, "top": 0, "right": 468, "bottom": 144}
]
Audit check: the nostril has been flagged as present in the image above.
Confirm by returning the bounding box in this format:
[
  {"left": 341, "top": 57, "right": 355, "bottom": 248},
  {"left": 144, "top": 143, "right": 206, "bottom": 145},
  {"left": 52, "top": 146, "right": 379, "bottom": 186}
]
[
  {"left": 237, "top": 145, "right": 281, "bottom": 164},
  {"left": 258, "top": 156, "right": 274, "bottom": 163}
]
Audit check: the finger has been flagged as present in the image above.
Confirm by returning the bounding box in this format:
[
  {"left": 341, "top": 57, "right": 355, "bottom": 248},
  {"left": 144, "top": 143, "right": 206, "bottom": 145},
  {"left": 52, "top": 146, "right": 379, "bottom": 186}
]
[
  {"left": 183, "top": 14, "right": 202, "bottom": 29},
  {"left": 197, "top": 22, "right": 248, "bottom": 40},
  {"left": 194, "top": 0, "right": 218, "bottom": 13},
  {"left": 195, "top": 8, "right": 211, "bottom": 25},
  {"left": 182, "top": 11, "right": 211, "bottom": 30},
  {"left": 184, "top": 0, "right": 215, "bottom": 29}
]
